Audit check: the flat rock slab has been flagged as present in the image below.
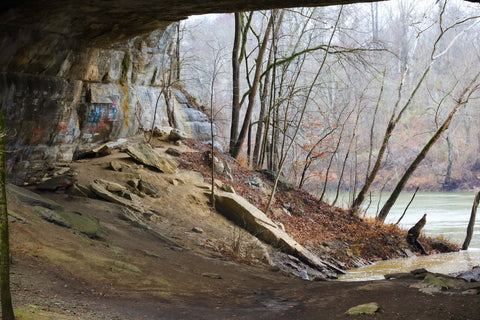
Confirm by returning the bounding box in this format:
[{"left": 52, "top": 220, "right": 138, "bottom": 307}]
[
  {"left": 7, "top": 183, "right": 63, "bottom": 210},
  {"left": 126, "top": 144, "right": 178, "bottom": 174},
  {"left": 7, "top": 184, "right": 100, "bottom": 237},
  {"left": 214, "top": 191, "right": 344, "bottom": 278}
]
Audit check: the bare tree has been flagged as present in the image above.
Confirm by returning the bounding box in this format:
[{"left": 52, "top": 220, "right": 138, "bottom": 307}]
[
  {"left": 0, "top": 113, "right": 14, "bottom": 320},
  {"left": 353, "top": 1, "right": 480, "bottom": 215},
  {"left": 230, "top": 11, "right": 277, "bottom": 158},
  {"left": 378, "top": 73, "right": 480, "bottom": 223},
  {"left": 265, "top": 6, "right": 344, "bottom": 214}
]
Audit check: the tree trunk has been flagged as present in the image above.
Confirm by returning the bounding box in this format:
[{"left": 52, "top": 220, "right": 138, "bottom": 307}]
[
  {"left": 0, "top": 112, "right": 15, "bottom": 320},
  {"left": 351, "top": 118, "right": 394, "bottom": 213},
  {"left": 253, "top": 38, "right": 275, "bottom": 168},
  {"left": 462, "top": 191, "right": 480, "bottom": 250},
  {"left": 230, "top": 13, "right": 274, "bottom": 159},
  {"left": 230, "top": 12, "right": 242, "bottom": 152}
]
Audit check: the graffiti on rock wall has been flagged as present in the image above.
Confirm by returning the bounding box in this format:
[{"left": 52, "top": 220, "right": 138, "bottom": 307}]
[
  {"left": 106, "top": 101, "right": 118, "bottom": 121},
  {"left": 87, "top": 103, "right": 103, "bottom": 123},
  {"left": 30, "top": 128, "right": 44, "bottom": 143},
  {"left": 83, "top": 98, "right": 119, "bottom": 142}
]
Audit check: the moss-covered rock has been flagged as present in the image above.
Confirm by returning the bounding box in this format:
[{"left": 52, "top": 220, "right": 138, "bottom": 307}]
[
  {"left": 346, "top": 302, "right": 380, "bottom": 315},
  {"left": 8, "top": 184, "right": 100, "bottom": 238}
]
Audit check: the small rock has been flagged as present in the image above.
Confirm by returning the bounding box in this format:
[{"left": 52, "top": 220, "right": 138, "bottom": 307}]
[
  {"left": 248, "top": 176, "right": 264, "bottom": 189},
  {"left": 452, "top": 266, "right": 480, "bottom": 282},
  {"left": 299, "top": 270, "right": 309, "bottom": 280},
  {"left": 462, "top": 288, "right": 479, "bottom": 295},
  {"left": 346, "top": 302, "right": 380, "bottom": 315},
  {"left": 192, "top": 226, "right": 204, "bottom": 233},
  {"left": 138, "top": 180, "right": 159, "bottom": 197},
  {"left": 68, "top": 183, "right": 94, "bottom": 198},
  {"left": 118, "top": 207, "right": 143, "bottom": 224},
  {"left": 121, "top": 190, "right": 141, "bottom": 202},
  {"left": 166, "top": 147, "right": 183, "bottom": 157},
  {"left": 95, "top": 179, "right": 125, "bottom": 193},
  {"left": 384, "top": 272, "right": 415, "bottom": 280},
  {"left": 201, "top": 272, "right": 222, "bottom": 279},
  {"left": 224, "top": 162, "right": 233, "bottom": 181},
  {"left": 95, "top": 145, "right": 113, "bottom": 157},
  {"left": 282, "top": 208, "right": 292, "bottom": 217},
  {"left": 168, "top": 128, "right": 188, "bottom": 142},
  {"left": 92, "top": 138, "right": 128, "bottom": 157},
  {"left": 37, "top": 175, "right": 78, "bottom": 191},
  {"left": 143, "top": 211, "right": 160, "bottom": 222},
  {"left": 128, "top": 164, "right": 144, "bottom": 174},
  {"left": 403, "top": 248, "right": 416, "bottom": 257},
  {"left": 52, "top": 166, "right": 71, "bottom": 177},
  {"left": 110, "top": 160, "right": 123, "bottom": 172},
  {"left": 152, "top": 127, "right": 170, "bottom": 138},
  {"left": 213, "top": 157, "right": 224, "bottom": 173},
  {"left": 221, "top": 184, "right": 236, "bottom": 194},
  {"left": 127, "top": 179, "right": 139, "bottom": 188}
]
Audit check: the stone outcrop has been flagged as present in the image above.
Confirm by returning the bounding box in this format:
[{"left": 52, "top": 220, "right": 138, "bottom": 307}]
[
  {"left": 213, "top": 191, "right": 345, "bottom": 278},
  {"left": 0, "top": 25, "right": 214, "bottom": 184}
]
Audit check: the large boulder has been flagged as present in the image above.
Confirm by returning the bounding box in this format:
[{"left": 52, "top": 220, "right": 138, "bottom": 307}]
[
  {"left": 126, "top": 144, "right": 178, "bottom": 174},
  {"left": 213, "top": 191, "right": 344, "bottom": 278}
]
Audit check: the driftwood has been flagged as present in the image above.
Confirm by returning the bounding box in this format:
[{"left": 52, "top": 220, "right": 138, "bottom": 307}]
[{"left": 406, "top": 213, "right": 427, "bottom": 255}]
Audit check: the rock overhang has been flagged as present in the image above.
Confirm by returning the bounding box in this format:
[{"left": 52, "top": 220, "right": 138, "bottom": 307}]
[{"left": 1, "top": 0, "right": 383, "bottom": 46}]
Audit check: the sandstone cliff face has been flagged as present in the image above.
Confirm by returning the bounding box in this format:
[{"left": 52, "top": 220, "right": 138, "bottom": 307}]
[{"left": 0, "top": 25, "right": 212, "bottom": 184}]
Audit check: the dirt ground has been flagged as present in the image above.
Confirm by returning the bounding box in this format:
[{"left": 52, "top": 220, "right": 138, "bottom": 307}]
[
  {"left": 3, "top": 139, "right": 479, "bottom": 319},
  {"left": 8, "top": 207, "right": 480, "bottom": 320}
]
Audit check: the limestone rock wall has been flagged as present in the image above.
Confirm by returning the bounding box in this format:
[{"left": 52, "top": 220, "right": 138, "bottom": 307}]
[{"left": 0, "top": 25, "right": 212, "bottom": 184}]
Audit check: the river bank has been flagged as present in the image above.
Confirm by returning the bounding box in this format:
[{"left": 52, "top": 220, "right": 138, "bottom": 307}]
[{"left": 325, "top": 191, "right": 480, "bottom": 249}]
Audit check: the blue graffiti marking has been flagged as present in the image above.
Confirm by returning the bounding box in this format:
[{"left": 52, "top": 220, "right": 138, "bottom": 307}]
[{"left": 87, "top": 104, "right": 102, "bottom": 123}]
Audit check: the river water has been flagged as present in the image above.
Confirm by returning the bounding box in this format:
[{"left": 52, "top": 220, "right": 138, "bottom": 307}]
[{"left": 325, "top": 191, "right": 480, "bottom": 281}]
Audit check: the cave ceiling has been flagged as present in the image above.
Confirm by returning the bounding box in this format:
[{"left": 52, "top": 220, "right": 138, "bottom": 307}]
[{"left": 1, "top": 0, "right": 385, "bottom": 45}]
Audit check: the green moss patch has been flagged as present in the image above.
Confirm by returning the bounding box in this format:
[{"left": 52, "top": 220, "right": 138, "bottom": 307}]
[{"left": 15, "top": 304, "right": 81, "bottom": 320}]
